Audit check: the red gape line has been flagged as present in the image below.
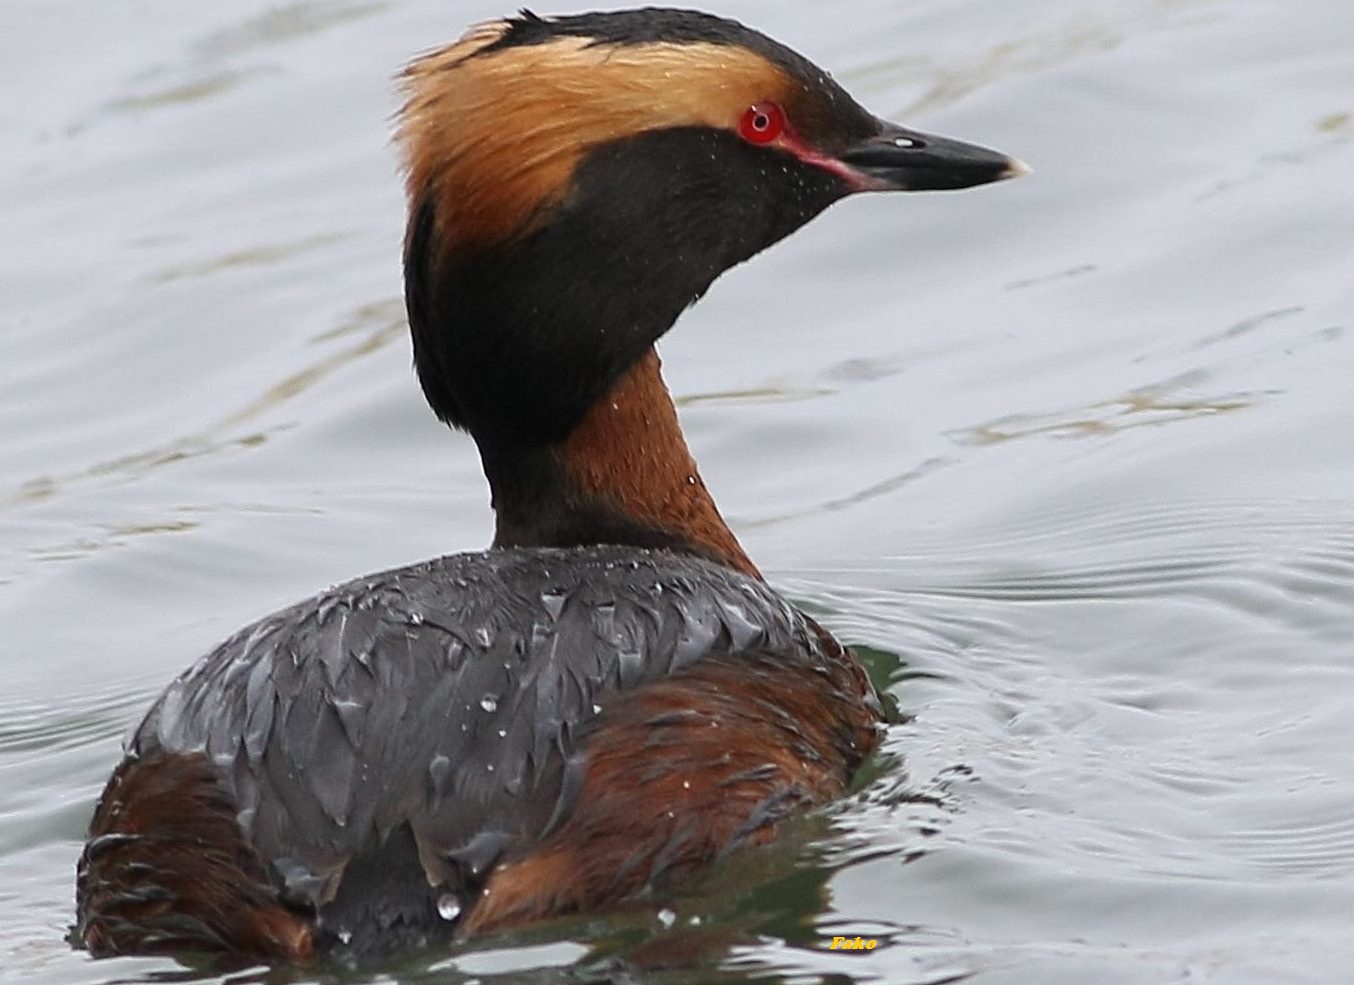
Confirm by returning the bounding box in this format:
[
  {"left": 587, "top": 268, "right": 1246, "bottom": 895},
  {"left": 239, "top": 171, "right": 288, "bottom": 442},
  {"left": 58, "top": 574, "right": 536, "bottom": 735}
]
[{"left": 736, "top": 101, "right": 874, "bottom": 191}]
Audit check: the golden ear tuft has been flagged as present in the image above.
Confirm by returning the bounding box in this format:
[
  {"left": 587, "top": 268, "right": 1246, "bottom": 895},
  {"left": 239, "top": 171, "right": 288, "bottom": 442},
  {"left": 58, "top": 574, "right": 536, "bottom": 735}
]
[{"left": 397, "top": 29, "right": 793, "bottom": 256}]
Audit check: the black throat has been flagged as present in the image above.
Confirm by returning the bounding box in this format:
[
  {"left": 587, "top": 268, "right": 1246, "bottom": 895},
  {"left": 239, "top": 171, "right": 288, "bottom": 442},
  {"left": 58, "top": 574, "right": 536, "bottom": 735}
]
[{"left": 404, "top": 125, "right": 848, "bottom": 551}]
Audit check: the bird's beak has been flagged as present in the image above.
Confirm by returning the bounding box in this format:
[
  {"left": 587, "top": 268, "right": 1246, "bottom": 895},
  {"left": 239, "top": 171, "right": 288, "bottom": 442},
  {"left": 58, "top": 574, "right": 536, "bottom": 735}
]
[{"left": 837, "top": 121, "right": 1030, "bottom": 192}]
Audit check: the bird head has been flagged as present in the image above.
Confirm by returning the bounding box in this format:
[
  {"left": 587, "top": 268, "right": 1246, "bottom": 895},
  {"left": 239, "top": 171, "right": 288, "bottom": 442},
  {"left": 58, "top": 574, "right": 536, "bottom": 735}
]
[{"left": 399, "top": 8, "right": 1025, "bottom": 447}]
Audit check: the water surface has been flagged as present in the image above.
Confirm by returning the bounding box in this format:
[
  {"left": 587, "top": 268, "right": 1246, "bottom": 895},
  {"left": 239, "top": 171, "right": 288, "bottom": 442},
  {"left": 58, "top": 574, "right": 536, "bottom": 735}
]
[{"left": 3, "top": 0, "right": 1354, "bottom": 982}]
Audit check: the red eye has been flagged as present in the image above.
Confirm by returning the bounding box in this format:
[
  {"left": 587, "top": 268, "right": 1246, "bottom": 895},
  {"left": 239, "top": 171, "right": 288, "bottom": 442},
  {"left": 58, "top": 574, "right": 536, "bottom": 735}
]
[{"left": 739, "top": 102, "right": 785, "bottom": 145}]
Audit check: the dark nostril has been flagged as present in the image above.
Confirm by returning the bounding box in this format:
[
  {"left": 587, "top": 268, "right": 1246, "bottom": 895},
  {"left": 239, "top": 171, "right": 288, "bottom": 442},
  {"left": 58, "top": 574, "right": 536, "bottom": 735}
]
[{"left": 840, "top": 142, "right": 918, "bottom": 168}]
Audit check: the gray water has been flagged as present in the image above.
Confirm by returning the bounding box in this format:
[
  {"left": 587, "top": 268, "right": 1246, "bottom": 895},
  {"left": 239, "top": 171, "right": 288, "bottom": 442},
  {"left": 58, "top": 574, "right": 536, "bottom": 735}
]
[{"left": 3, "top": 1, "right": 1353, "bottom": 982}]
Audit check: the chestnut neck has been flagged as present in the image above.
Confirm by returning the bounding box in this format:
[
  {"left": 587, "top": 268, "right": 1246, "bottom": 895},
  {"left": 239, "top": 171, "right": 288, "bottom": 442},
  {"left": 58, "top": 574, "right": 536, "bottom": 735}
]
[{"left": 483, "top": 349, "right": 759, "bottom": 579}]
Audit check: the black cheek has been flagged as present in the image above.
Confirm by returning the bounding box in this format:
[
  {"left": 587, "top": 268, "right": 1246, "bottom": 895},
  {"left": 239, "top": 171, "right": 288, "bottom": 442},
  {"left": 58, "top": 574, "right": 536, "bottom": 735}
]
[{"left": 405, "top": 127, "right": 849, "bottom": 449}]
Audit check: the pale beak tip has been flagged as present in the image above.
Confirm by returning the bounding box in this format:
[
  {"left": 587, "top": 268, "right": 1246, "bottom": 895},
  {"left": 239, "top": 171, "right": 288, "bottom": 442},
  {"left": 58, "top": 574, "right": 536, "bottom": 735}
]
[{"left": 1001, "top": 157, "right": 1033, "bottom": 179}]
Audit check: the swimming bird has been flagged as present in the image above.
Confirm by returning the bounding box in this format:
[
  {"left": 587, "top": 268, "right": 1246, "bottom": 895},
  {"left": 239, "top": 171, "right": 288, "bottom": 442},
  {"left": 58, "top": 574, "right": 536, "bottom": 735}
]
[{"left": 76, "top": 7, "right": 1024, "bottom": 962}]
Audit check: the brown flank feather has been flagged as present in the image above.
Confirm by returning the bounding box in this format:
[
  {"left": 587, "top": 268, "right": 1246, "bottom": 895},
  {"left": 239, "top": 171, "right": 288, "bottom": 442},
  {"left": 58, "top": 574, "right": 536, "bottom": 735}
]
[
  {"left": 78, "top": 752, "right": 313, "bottom": 961},
  {"left": 460, "top": 647, "right": 877, "bottom": 935}
]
